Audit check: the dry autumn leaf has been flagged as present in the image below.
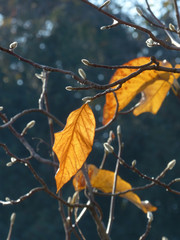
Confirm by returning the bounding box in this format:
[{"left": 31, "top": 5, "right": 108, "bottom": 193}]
[
  {"left": 53, "top": 104, "right": 96, "bottom": 192},
  {"left": 73, "top": 164, "right": 157, "bottom": 213},
  {"left": 103, "top": 57, "right": 179, "bottom": 124}
]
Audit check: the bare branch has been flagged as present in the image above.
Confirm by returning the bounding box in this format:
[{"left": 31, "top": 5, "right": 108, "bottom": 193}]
[
  {"left": 139, "top": 212, "right": 153, "bottom": 240},
  {"left": 173, "top": 0, "right": 180, "bottom": 33},
  {"left": 0, "top": 108, "right": 64, "bottom": 129},
  {"left": 6, "top": 212, "right": 16, "bottom": 240},
  {"left": 1, "top": 187, "right": 45, "bottom": 206},
  {"left": 81, "top": 0, "right": 180, "bottom": 51},
  {"left": 106, "top": 125, "right": 121, "bottom": 235}
]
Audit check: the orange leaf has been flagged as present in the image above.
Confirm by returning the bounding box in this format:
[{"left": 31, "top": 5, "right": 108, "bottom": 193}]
[
  {"left": 73, "top": 164, "right": 157, "bottom": 213},
  {"left": 103, "top": 57, "right": 176, "bottom": 124},
  {"left": 53, "top": 104, "right": 96, "bottom": 192}
]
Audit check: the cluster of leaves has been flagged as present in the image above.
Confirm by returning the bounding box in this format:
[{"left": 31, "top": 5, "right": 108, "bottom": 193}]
[{"left": 53, "top": 56, "right": 180, "bottom": 213}]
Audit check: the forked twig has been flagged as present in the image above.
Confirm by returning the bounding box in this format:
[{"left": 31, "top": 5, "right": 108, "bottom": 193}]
[{"left": 106, "top": 125, "right": 121, "bottom": 235}]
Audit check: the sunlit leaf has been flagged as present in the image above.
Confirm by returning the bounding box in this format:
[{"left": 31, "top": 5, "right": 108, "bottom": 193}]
[
  {"left": 73, "top": 164, "right": 157, "bottom": 213},
  {"left": 53, "top": 104, "right": 96, "bottom": 192},
  {"left": 103, "top": 57, "right": 177, "bottom": 124}
]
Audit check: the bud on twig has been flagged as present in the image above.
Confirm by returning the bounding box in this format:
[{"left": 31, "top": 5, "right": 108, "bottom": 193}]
[
  {"left": 81, "top": 59, "right": 90, "bottom": 66},
  {"left": 65, "top": 86, "right": 74, "bottom": 91},
  {"left": 78, "top": 68, "right": 86, "bottom": 79},
  {"left": 147, "top": 211, "right": 153, "bottom": 222},
  {"left": 100, "top": 26, "right": 107, "bottom": 30},
  {"left": 146, "top": 38, "right": 154, "bottom": 47},
  {"left": 6, "top": 162, "right": 13, "bottom": 167},
  {"left": 131, "top": 160, "right": 136, "bottom": 168},
  {"left": 167, "top": 159, "right": 176, "bottom": 170},
  {"left": 26, "top": 120, "right": 36, "bottom": 129},
  {"left": 107, "top": 130, "right": 114, "bottom": 143},
  {"left": 67, "top": 196, "right": 71, "bottom": 203},
  {"left": 21, "top": 120, "right": 36, "bottom": 136},
  {"left": 136, "top": 7, "right": 143, "bottom": 16},
  {"left": 162, "top": 237, "right": 168, "bottom": 240},
  {"left": 10, "top": 212, "right": 16, "bottom": 225},
  {"left": 9, "top": 41, "right": 18, "bottom": 50},
  {"left": 99, "top": 0, "right": 111, "bottom": 9},
  {"left": 11, "top": 157, "right": 17, "bottom": 163},
  {"left": 146, "top": 38, "right": 159, "bottom": 48},
  {"left": 169, "top": 23, "right": 176, "bottom": 32},
  {"left": 82, "top": 96, "right": 92, "bottom": 103},
  {"left": 5, "top": 197, "right": 11, "bottom": 201},
  {"left": 0, "top": 106, "right": 3, "bottom": 111},
  {"left": 103, "top": 142, "right": 114, "bottom": 154},
  {"left": 117, "top": 125, "right": 121, "bottom": 135}
]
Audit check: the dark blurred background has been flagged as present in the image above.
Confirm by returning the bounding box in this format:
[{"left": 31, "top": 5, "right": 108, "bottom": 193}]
[{"left": 0, "top": 0, "right": 179, "bottom": 239}]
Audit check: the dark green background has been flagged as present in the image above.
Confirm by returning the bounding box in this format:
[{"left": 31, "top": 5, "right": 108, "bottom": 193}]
[{"left": 0, "top": 0, "right": 179, "bottom": 239}]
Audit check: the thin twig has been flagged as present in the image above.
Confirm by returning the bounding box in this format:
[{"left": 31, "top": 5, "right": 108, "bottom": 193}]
[
  {"left": 0, "top": 113, "right": 58, "bottom": 167},
  {"left": 139, "top": 213, "right": 153, "bottom": 240},
  {"left": 1, "top": 187, "right": 45, "bottom": 205},
  {"left": 58, "top": 191, "right": 71, "bottom": 240},
  {"left": 113, "top": 154, "right": 180, "bottom": 195},
  {"left": 95, "top": 158, "right": 180, "bottom": 197},
  {"left": 81, "top": 0, "right": 180, "bottom": 51},
  {"left": 145, "top": 0, "right": 165, "bottom": 26},
  {"left": 6, "top": 213, "right": 16, "bottom": 240},
  {"left": 84, "top": 58, "right": 153, "bottom": 70},
  {"left": 96, "top": 92, "right": 119, "bottom": 132},
  {"left": 173, "top": 0, "right": 180, "bottom": 34},
  {"left": 0, "top": 108, "right": 64, "bottom": 129},
  {"left": 106, "top": 125, "right": 121, "bottom": 235},
  {"left": 0, "top": 45, "right": 100, "bottom": 88},
  {"left": 168, "top": 178, "right": 180, "bottom": 187},
  {"left": 145, "top": 0, "right": 180, "bottom": 47},
  {"left": 42, "top": 70, "right": 58, "bottom": 168}
]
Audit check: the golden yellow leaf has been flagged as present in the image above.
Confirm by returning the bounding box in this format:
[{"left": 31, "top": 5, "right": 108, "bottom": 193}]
[
  {"left": 133, "top": 61, "right": 174, "bottom": 115},
  {"left": 73, "top": 164, "right": 157, "bottom": 213},
  {"left": 103, "top": 57, "right": 175, "bottom": 124},
  {"left": 53, "top": 104, "right": 96, "bottom": 192}
]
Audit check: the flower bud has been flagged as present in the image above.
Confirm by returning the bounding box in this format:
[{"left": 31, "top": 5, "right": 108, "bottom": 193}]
[
  {"left": 103, "top": 142, "right": 114, "bottom": 153},
  {"left": 10, "top": 212, "right": 16, "bottom": 224},
  {"left": 100, "top": 26, "right": 107, "bottom": 30},
  {"left": 146, "top": 38, "right": 159, "bottom": 48},
  {"left": 9, "top": 41, "right": 18, "bottom": 50},
  {"left": 146, "top": 38, "right": 154, "bottom": 47},
  {"left": 26, "top": 120, "right": 36, "bottom": 129},
  {"left": 169, "top": 23, "right": 176, "bottom": 32},
  {"left": 167, "top": 159, "right": 176, "bottom": 170},
  {"left": 78, "top": 68, "right": 86, "bottom": 79},
  {"left": 65, "top": 86, "right": 74, "bottom": 91},
  {"left": 82, "top": 96, "right": 92, "bottom": 102},
  {"left": 117, "top": 125, "right": 121, "bottom": 135},
  {"left": 11, "top": 157, "right": 17, "bottom": 163},
  {"left": 136, "top": 7, "right": 143, "bottom": 16},
  {"left": 162, "top": 236, "right": 168, "bottom": 240},
  {"left": 6, "top": 162, "right": 13, "bottom": 167},
  {"left": 81, "top": 59, "right": 90, "bottom": 66},
  {"left": 99, "top": 0, "right": 111, "bottom": 9},
  {"left": 131, "top": 160, "right": 136, "bottom": 168}
]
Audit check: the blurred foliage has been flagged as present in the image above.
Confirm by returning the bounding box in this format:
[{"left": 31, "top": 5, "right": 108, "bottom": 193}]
[{"left": 0, "top": 0, "right": 179, "bottom": 239}]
